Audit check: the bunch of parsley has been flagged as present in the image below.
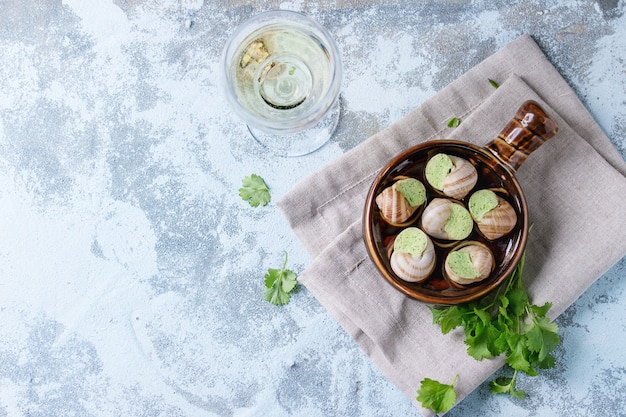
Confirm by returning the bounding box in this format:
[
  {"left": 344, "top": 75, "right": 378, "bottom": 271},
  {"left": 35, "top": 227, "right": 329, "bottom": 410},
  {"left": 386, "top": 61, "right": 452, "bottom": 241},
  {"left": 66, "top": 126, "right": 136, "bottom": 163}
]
[{"left": 418, "top": 251, "right": 560, "bottom": 412}]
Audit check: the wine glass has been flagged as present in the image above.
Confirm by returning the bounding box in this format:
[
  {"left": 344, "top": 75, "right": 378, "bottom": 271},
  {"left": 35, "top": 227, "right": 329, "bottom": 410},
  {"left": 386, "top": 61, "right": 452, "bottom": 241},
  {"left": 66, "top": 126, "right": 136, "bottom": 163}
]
[{"left": 221, "top": 10, "right": 343, "bottom": 157}]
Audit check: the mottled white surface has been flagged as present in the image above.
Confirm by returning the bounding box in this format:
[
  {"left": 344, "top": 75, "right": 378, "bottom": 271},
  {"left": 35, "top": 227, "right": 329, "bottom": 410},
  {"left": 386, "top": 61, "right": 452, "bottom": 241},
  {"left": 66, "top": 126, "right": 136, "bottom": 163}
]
[{"left": 0, "top": 1, "right": 625, "bottom": 416}]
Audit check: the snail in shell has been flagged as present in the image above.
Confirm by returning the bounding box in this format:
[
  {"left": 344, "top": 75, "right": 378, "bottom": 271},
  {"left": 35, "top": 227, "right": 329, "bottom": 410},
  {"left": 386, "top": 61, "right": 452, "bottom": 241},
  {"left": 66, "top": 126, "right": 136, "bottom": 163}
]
[
  {"left": 468, "top": 189, "right": 517, "bottom": 240},
  {"left": 389, "top": 227, "right": 436, "bottom": 282},
  {"left": 425, "top": 153, "right": 478, "bottom": 200},
  {"left": 444, "top": 241, "right": 495, "bottom": 286},
  {"left": 420, "top": 198, "right": 474, "bottom": 241},
  {"left": 375, "top": 177, "right": 426, "bottom": 226}
]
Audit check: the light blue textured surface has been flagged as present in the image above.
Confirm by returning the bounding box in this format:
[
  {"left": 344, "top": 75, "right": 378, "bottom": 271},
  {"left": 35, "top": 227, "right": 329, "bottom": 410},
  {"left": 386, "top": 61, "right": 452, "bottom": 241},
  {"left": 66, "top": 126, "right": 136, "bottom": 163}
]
[{"left": 0, "top": 1, "right": 624, "bottom": 416}]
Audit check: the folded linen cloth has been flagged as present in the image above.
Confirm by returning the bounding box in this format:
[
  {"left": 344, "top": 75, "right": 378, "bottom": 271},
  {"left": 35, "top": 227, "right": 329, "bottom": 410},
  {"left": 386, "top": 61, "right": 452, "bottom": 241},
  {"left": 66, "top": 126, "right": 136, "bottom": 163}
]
[{"left": 277, "top": 34, "right": 626, "bottom": 416}]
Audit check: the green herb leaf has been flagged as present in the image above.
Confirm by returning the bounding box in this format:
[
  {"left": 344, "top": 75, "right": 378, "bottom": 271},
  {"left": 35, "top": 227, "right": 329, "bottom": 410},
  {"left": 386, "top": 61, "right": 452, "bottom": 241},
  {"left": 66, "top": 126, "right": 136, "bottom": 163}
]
[
  {"left": 447, "top": 117, "right": 461, "bottom": 128},
  {"left": 424, "top": 249, "right": 561, "bottom": 401},
  {"left": 531, "top": 301, "right": 553, "bottom": 318},
  {"left": 507, "top": 287, "right": 528, "bottom": 317},
  {"left": 430, "top": 305, "right": 465, "bottom": 334},
  {"left": 474, "top": 307, "right": 492, "bottom": 324},
  {"left": 428, "top": 305, "right": 448, "bottom": 325},
  {"left": 263, "top": 252, "right": 298, "bottom": 305},
  {"left": 492, "top": 330, "right": 510, "bottom": 356},
  {"left": 417, "top": 376, "right": 457, "bottom": 414},
  {"left": 489, "top": 376, "right": 513, "bottom": 394},
  {"left": 489, "top": 79, "right": 500, "bottom": 89},
  {"left": 537, "top": 353, "right": 557, "bottom": 369},
  {"left": 524, "top": 313, "right": 560, "bottom": 362},
  {"left": 466, "top": 321, "right": 501, "bottom": 360},
  {"left": 239, "top": 174, "right": 271, "bottom": 207},
  {"left": 465, "top": 323, "right": 494, "bottom": 360},
  {"left": 490, "top": 372, "right": 525, "bottom": 398},
  {"left": 505, "top": 333, "right": 533, "bottom": 373}
]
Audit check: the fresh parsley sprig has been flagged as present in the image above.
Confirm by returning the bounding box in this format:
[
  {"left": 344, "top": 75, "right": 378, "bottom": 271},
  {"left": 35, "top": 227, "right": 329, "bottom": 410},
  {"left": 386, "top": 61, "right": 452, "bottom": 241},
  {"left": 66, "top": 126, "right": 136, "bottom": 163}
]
[
  {"left": 239, "top": 174, "right": 271, "bottom": 207},
  {"left": 263, "top": 252, "right": 298, "bottom": 306},
  {"left": 418, "top": 250, "right": 560, "bottom": 412}
]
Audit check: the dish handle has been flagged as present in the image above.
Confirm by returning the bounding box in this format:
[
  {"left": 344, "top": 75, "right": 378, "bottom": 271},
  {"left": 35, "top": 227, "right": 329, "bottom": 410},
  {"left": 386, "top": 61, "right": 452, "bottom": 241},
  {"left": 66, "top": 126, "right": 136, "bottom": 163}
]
[{"left": 485, "top": 100, "right": 559, "bottom": 171}]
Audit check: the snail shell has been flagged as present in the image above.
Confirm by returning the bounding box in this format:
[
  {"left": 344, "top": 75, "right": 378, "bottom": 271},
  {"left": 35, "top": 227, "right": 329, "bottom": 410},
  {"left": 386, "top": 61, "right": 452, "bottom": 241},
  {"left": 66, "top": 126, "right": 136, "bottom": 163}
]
[
  {"left": 375, "top": 177, "right": 425, "bottom": 226},
  {"left": 444, "top": 242, "right": 495, "bottom": 286},
  {"left": 426, "top": 154, "right": 478, "bottom": 200},
  {"left": 421, "top": 198, "right": 473, "bottom": 241},
  {"left": 443, "top": 156, "right": 478, "bottom": 200},
  {"left": 390, "top": 232, "right": 436, "bottom": 283},
  {"left": 474, "top": 195, "right": 517, "bottom": 240},
  {"left": 376, "top": 187, "right": 416, "bottom": 225}
]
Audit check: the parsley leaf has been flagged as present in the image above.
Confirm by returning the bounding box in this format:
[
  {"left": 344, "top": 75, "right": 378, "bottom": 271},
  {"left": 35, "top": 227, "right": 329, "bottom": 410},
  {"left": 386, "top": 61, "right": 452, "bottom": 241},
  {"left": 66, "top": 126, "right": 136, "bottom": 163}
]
[
  {"left": 263, "top": 252, "right": 298, "bottom": 305},
  {"left": 447, "top": 117, "right": 461, "bottom": 128},
  {"left": 423, "top": 248, "right": 560, "bottom": 404},
  {"left": 507, "top": 287, "right": 528, "bottom": 317},
  {"left": 505, "top": 333, "right": 534, "bottom": 374},
  {"left": 429, "top": 305, "right": 464, "bottom": 334},
  {"left": 490, "top": 371, "right": 525, "bottom": 398},
  {"left": 239, "top": 174, "right": 271, "bottom": 207},
  {"left": 466, "top": 321, "right": 499, "bottom": 360},
  {"left": 417, "top": 376, "right": 458, "bottom": 414},
  {"left": 524, "top": 307, "right": 560, "bottom": 362}
]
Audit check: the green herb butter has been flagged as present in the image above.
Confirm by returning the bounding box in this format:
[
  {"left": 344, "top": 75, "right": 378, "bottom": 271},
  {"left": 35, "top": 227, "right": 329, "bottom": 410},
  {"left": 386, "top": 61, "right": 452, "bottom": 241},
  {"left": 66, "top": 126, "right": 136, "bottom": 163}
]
[
  {"left": 447, "top": 251, "right": 480, "bottom": 279},
  {"left": 396, "top": 178, "right": 426, "bottom": 207},
  {"left": 425, "top": 153, "right": 454, "bottom": 191},
  {"left": 469, "top": 189, "right": 499, "bottom": 221},
  {"left": 443, "top": 204, "right": 473, "bottom": 240},
  {"left": 394, "top": 227, "right": 428, "bottom": 257}
]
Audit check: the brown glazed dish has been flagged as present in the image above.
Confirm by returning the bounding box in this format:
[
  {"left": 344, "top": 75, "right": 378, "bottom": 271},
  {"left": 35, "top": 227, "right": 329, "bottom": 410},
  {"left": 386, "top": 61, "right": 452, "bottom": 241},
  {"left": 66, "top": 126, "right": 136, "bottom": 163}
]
[{"left": 363, "top": 100, "right": 558, "bottom": 305}]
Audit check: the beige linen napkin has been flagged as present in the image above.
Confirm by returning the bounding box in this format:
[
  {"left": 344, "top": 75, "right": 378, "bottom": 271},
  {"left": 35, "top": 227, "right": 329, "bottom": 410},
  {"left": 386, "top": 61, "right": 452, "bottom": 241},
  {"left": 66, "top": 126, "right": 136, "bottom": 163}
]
[{"left": 277, "top": 34, "right": 626, "bottom": 416}]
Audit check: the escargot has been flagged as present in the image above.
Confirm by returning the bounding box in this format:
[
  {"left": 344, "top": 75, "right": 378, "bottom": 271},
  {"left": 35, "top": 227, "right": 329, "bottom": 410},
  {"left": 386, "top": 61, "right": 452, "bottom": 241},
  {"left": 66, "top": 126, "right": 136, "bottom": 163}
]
[
  {"left": 468, "top": 189, "right": 517, "bottom": 240},
  {"left": 420, "top": 198, "right": 474, "bottom": 241},
  {"left": 390, "top": 227, "right": 436, "bottom": 282},
  {"left": 375, "top": 177, "right": 426, "bottom": 226},
  {"left": 444, "top": 241, "right": 495, "bottom": 286},
  {"left": 425, "top": 153, "right": 478, "bottom": 200}
]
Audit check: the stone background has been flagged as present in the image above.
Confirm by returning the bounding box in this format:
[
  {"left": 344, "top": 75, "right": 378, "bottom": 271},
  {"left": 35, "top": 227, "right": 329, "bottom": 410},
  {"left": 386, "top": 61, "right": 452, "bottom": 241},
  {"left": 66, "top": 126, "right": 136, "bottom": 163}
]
[{"left": 0, "top": 1, "right": 624, "bottom": 416}]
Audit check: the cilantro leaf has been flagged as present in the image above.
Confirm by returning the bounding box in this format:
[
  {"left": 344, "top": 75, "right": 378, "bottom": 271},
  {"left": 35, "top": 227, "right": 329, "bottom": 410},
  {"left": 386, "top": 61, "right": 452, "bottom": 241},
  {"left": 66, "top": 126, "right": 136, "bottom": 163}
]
[
  {"left": 447, "top": 117, "right": 461, "bottom": 128},
  {"left": 466, "top": 329, "right": 493, "bottom": 360},
  {"left": 492, "top": 330, "right": 510, "bottom": 356},
  {"left": 263, "top": 252, "right": 298, "bottom": 306},
  {"left": 537, "top": 353, "right": 557, "bottom": 369},
  {"left": 497, "top": 295, "right": 512, "bottom": 325},
  {"left": 507, "top": 287, "right": 528, "bottom": 317},
  {"left": 430, "top": 305, "right": 465, "bottom": 334},
  {"left": 505, "top": 333, "right": 533, "bottom": 374},
  {"left": 524, "top": 313, "right": 560, "bottom": 362},
  {"left": 425, "top": 248, "right": 561, "bottom": 401},
  {"left": 239, "top": 174, "right": 271, "bottom": 207},
  {"left": 428, "top": 305, "right": 448, "bottom": 325},
  {"left": 466, "top": 322, "right": 500, "bottom": 360},
  {"left": 531, "top": 301, "right": 553, "bottom": 318},
  {"left": 264, "top": 268, "right": 279, "bottom": 288},
  {"left": 263, "top": 279, "right": 291, "bottom": 306},
  {"left": 490, "top": 372, "right": 525, "bottom": 398},
  {"left": 417, "top": 376, "right": 457, "bottom": 414}
]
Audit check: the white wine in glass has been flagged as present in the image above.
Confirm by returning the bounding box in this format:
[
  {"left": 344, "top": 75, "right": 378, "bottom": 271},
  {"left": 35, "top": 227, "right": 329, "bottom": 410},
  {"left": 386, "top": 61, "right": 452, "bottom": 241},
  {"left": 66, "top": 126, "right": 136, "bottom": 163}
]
[{"left": 221, "top": 11, "right": 342, "bottom": 157}]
